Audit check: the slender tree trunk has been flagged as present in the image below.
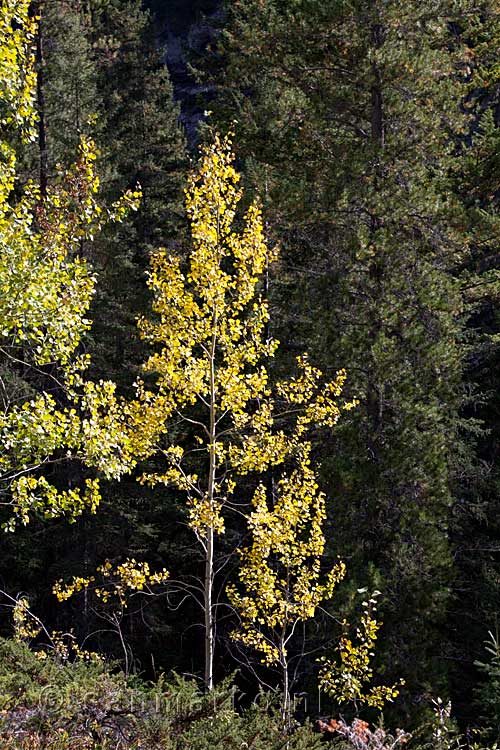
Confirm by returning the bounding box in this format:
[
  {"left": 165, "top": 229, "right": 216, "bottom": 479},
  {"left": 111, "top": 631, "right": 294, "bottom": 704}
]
[
  {"left": 204, "top": 309, "right": 218, "bottom": 691},
  {"left": 280, "top": 628, "right": 290, "bottom": 732},
  {"left": 370, "top": 23, "right": 385, "bottom": 148},
  {"left": 204, "top": 524, "right": 214, "bottom": 690},
  {"left": 367, "top": 19, "right": 385, "bottom": 439}
]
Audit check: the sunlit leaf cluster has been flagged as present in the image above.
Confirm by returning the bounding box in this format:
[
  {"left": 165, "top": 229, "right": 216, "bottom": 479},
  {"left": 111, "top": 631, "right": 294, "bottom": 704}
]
[
  {"left": 0, "top": 6, "right": 140, "bottom": 530},
  {"left": 227, "top": 443, "right": 346, "bottom": 666},
  {"left": 131, "top": 134, "right": 356, "bottom": 548},
  {"left": 54, "top": 558, "right": 169, "bottom": 608},
  {"left": 12, "top": 597, "right": 41, "bottom": 643},
  {"left": 318, "top": 591, "right": 403, "bottom": 709},
  {"left": 0, "top": 0, "right": 37, "bottom": 136}
]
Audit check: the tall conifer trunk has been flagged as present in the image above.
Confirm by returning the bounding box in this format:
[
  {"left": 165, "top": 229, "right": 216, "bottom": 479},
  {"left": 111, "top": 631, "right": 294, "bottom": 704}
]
[{"left": 34, "top": 0, "right": 48, "bottom": 197}]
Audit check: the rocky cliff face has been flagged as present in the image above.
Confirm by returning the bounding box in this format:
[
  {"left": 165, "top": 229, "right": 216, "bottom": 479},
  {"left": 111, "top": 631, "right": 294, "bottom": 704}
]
[{"left": 145, "top": 0, "right": 223, "bottom": 143}]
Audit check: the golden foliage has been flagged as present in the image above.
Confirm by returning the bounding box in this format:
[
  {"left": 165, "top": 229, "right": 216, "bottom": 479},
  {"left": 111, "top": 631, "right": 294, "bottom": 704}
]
[
  {"left": 227, "top": 444, "right": 346, "bottom": 666},
  {"left": 129, "top": 134, "right": 356, "bottom": 550},
  {"left": 0, "top": 4, "right": 140, "bottom": 529},
  {"left": 318, "top": 591, "right": 403, "bottom": 709},
  {"left": 53, "top": 559, "right": 169, "bottom": 609}
]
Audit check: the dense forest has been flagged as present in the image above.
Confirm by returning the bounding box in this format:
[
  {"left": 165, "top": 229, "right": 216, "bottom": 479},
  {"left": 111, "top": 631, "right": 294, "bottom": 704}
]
[{"left": 1, "top": 0, "right": 500, "bottom": 747}]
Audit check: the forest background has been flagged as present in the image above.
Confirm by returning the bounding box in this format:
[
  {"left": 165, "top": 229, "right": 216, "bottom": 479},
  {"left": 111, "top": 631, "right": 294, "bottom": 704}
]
[{"left": 2, "top": 0, "right": 500, "bottom": 746}]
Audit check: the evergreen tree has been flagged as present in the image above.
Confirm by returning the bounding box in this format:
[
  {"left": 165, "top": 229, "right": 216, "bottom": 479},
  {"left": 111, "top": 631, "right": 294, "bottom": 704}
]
[
  {"left": 40, "top": 0, "right": 101, "bottom": 175},
  {"left": 77, "top": 0, "right": 187, "bottom": 387},
  {"left": 209, "top": 0, "right": 492, "bottom": 710},
  {"left": 80, "top": 0, "right": 189, "bottom": 666},
  {"left": 446, "top": 4, "right": 500, "bottom": 721}
]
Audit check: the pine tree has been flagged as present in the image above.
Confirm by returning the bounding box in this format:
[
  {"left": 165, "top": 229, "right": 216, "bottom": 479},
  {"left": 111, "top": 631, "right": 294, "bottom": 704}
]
[
  {"left": 87, "top": 0, "right": 187, "bottom": 388},
  {"left": 78, "top": 0, "right": 189, "bottom": 663},
  {"left": 38, "top": 0, "right": 101, "bottom": 176},
  {"left": 446, "top": 4, "right": 500, "bottom": 720},
  {"left": 209, "top": 0, "right": 492, "bottom": 708}
]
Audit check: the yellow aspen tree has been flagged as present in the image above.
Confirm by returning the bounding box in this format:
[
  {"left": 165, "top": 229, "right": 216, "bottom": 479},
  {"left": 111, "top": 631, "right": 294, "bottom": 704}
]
[
  {"left": 228, "top": 477, "right": 401, "bottom": 726},
  {"left": 0, "top": 0, "right": 37, "bottom": 138},
  {"left": 317, "top": 590, "right": 402, "bottom": 711},
  {"left": 128, "top": 133, "right": 355, "bottom": 690},
  {"left": 0, "top": 0, "right": 140, "bottom": 530},
  {"left": 227, "top": 443, "right": 346, "bottom": 727}
]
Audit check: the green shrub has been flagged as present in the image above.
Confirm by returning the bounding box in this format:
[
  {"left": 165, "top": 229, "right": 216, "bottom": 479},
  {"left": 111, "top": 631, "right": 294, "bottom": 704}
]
[{"left": 0, "top": 638, "right": 320, "bottom": 749}]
